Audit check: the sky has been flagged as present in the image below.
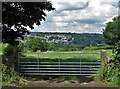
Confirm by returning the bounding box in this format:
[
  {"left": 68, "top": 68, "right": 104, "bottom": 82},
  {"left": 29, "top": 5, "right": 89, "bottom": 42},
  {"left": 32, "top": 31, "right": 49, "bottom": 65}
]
[{"left": 31, "top": 0, "right": 119, "bottom": 34}]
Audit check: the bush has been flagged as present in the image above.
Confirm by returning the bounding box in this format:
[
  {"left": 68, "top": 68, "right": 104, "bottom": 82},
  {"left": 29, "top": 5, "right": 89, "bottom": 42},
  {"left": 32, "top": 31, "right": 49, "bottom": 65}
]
[
  {"left": 2, "top": 45, "right": 18, "bottom": 66},
  {"left": 3, "top": 45, "right": 14, "bottom": 56},
  {"left": 2, "top": 64, "right": 25, "bottom": 87},
  {"left": 95, "top": 41, "right": 120, "bottom": 86},
  {"left": 18, "top": 42, "right": 24, "bottom": 52},
  {"left": 95, "top": 67, "right": 107, "bottom": 82},
  {"left": 0, "top": 43, "right": 8, "bottom": 54},
  {"left": 2, "top": 44, "right": 26, "bottom": 87},
  {"left": 25, "top": 38, "right": 49, "bottom": 52},
  {"left": 95, "top": 59, "right": 120, "bottom": 86}
]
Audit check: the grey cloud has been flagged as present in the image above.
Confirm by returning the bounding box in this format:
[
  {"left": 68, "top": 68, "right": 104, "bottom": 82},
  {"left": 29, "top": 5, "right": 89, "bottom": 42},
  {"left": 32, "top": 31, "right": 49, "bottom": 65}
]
[
  {"left": 44, "top": 18, "right": 104, "bottom": 28},
  {"left": 33, "top": 0, "right": 118, "bottom": 34},
  {"left": 75, "top": 18, "right": 103, "bottom": 24},
  {"left": 74, "top": 18, "right": 105, "bottom": 28},
  {"left": 101, "top": 2, "right": 119, "bottom": 8},
  {"left": 56, "top": 1, "right": 89, "bottom": 12}
]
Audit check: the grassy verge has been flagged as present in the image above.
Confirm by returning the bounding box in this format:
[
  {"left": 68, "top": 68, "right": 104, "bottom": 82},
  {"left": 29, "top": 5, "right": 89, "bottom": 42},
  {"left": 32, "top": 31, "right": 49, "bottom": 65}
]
[
  {"left": 2, "top": 64, "right": 26, "bottom": 87},
  {"left": 95, "top": 65, "right": 120, "bottom": 87}
]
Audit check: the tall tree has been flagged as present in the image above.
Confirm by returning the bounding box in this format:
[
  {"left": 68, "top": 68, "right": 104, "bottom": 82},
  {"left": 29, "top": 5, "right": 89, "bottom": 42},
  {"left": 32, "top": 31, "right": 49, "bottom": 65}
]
[
  {"left": 2, "top": 2, "right": 55, "bottom": 45},
  {"left": 101, "top": 16, "right": 120, "bottom": 86},
  {"left": 103, "top": 16, "right": 120, "bottom": 45}
]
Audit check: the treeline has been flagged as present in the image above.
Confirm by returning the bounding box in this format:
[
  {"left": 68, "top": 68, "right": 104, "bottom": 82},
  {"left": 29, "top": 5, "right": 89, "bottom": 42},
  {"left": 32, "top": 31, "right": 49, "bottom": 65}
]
[
  {"left": 72, "top": 33, "right": 105, "bottom": 46},
  {"left": 17, "top": 33, "right": 106, "bottom": 52},
  {"left": 30, "top": 32, "right": 106, "bottom": 46},
  {"left": 19, "top": 37, "right": 85, "bottom": 52}
]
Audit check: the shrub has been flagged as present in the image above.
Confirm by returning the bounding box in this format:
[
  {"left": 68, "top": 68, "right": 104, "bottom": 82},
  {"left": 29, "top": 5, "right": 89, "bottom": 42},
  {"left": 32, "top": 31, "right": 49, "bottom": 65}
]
[
  {"left": 2, "top": 64, "right": 25, "bottom": 87},
  {"left": 18, "top": 42, "right": 24, "bottom": 52},
  {"left": 25, "top": 38, "right": 49, "bottom": 52},
  {"left": 2, "top": 44, "right": 18, "bottom": 67},
  {"left": 95, "top": 59, "right": 120, "bottom": 86},
  {"left": 95, "top": 67, "right": 107, "bottom": 82},
  {"left": 2, "top": 44, "right": 26, "bottom": 87}
]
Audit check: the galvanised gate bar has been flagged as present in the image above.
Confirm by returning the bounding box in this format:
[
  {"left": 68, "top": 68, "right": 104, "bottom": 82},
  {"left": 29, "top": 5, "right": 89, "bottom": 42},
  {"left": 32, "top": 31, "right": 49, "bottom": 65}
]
[{"left": 18, "top": 52, "right": 101, "bottom": 76}]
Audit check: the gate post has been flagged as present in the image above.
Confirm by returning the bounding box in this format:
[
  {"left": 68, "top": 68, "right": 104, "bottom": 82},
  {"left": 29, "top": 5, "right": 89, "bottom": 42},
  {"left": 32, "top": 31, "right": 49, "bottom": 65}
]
[{"left": 100, "top": 50, "right": 108, "bottom": 67}]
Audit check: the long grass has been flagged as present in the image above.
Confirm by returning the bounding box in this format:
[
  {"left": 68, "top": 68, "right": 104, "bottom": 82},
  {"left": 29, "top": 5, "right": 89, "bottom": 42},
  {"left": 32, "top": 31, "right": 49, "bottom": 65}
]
[{"left": 19, "top": 48, "right": 113, "bottom": 66}]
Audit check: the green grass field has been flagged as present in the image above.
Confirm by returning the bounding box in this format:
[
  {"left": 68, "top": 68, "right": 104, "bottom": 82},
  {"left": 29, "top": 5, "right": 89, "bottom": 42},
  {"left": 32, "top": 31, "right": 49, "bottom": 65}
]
[
  {"left": 19, "top": 49, "right": 112, "bottom": 62},
  {"left": 0, "top": 43, "right": 113, "bottom": 62}
]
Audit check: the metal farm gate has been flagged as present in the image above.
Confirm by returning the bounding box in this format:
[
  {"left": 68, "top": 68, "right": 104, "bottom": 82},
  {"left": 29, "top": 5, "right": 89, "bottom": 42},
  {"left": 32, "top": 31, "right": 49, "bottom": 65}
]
[{"left": 18, "top": 52, "right": 101, "bottom": 76}]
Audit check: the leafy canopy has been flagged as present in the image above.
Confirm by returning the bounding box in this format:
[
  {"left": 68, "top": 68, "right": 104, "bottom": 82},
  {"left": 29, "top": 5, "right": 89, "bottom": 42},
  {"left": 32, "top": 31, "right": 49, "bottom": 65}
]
[
  {"left": 103, "top": 16, "right": 120, "bottom": 45},
  {"left": 25, "top": 37, "right": 49, "bottom": 52},
  {"left": 101, "top": 16, "right": 120, "bottom": 86},
  {"left": 2, "top": 2, "right": 55, "bottom": 45}
]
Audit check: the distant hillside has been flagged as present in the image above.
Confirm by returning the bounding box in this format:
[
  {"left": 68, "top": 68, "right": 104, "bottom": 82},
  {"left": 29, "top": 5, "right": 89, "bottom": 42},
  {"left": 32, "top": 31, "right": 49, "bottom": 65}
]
[{"left": 30, "top": 32, "right": 105, "bottom": 46}]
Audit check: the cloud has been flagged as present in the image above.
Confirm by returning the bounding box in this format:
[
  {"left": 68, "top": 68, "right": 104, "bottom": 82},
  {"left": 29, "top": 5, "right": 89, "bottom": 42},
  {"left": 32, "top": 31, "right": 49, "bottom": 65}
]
[
  {"left": 75, "top": 19, "right": 103, "bottom": 24},
  {"left": 49, "top": 0, "right": 89, "bottom": 11},
  {"left": 32, "top": 0, "right": 119, "bottom": 33},
  {"left": 56, "top": 1, "right": 89, "bottom": 12}
]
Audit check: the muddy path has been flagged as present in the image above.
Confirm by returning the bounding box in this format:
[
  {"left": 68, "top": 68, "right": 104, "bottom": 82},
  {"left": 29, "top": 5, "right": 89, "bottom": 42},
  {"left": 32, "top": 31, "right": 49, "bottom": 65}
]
[{"left": 12, "top": 76, "right": 107, "bottom": 87}]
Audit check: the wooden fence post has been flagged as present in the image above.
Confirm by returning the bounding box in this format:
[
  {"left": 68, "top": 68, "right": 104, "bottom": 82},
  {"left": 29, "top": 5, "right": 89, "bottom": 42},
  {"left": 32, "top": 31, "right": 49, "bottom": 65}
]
[{"left": 100, "top": 50, "right": 108, "bottom": 67}]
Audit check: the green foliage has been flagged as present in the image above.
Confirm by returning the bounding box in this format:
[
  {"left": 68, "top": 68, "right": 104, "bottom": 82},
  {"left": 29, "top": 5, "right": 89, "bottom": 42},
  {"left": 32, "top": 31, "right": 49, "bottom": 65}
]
[
  {"left": 18, "top": 42, "right": 24, "bottom": 52},
  {"left": 103, "top": 16, "right": 120, "bottom": 45},
  {"left": 41, "top": 42, "right": 49, "bottom": 52},
  {"left": 95, "top": 62, "right": 120, "bottom": 86},
  {"left": 2, "top": 64, "right": 25, "bottom": 87},
  {"left": 3, "top": 45, "right": 15, "bottom": 56},
  {"left": 31, "top": 32, "right": 105, "bottom": 47},
  {"left": 115, "top": 41, "right": 120, "bottom": 58},
  {"left": 96, "top": 16, "right": 120, "bottom": 87},
  {"left": 2, "top": 44, "right": 26, "bottom": 87},
  {"left": 48, "top": 43, "right": 83, "bottom": 51},
  {"left": 2, "top": 44, "right": 17, "bottom": 69},
  {"left": 2, "top": 2, "right": 55, "bottom": 45},
  {"left": 2, "top": 44, "right": 18, "bottom": 65},
  {"left": 0, "top": 43, "right": 8, "bottom": 55},
  {"left": 94, "top": 67, "right": 106, "bottom": 82},
  {"left": 25, "top": 38, "right": 49, "bottom": 52},
  {"left": 2, "top": 44, "right": 22, "bottom": 86},
  {"left": 24, "top": 33, "right": 106, "bottom": 52},
  {"left": 73, "top": 33, "right": 105, "bottom": 46}
]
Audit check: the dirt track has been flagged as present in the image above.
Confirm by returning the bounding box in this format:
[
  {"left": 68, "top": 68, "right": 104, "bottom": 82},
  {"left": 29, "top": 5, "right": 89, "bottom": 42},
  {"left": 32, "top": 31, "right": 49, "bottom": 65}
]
[
  {"left": 13, "top": 76, "right": 107, "bottom": 87},
  {"left": 19, "top": 80, "right": 106, "bottom": 87}
]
